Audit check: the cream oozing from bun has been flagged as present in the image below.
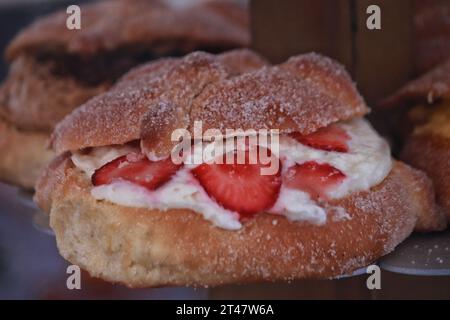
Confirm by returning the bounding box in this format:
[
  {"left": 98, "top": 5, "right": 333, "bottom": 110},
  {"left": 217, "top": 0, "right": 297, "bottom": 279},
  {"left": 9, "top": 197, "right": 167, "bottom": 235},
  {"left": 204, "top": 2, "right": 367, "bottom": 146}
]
[{"left": 72, "top": 118, "right": 391, "bottom": 230}]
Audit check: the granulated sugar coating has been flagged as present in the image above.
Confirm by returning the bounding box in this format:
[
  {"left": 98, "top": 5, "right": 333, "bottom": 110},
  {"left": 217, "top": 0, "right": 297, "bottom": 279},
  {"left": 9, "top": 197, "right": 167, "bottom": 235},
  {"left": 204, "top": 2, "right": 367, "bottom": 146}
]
[
  {"left": 192, "top": 53, "right": 367, "bottom": 135},
  {"left": 51, "top": 50, "right": 368, "bottom": 157},
  {"left": 51, "top": 51, "right": 229, "bottom": 153}
]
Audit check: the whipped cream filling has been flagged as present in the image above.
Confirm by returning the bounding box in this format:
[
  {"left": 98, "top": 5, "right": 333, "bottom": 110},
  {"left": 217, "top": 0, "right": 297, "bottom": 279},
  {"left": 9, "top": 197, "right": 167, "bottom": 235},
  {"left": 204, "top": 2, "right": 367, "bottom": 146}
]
[
  {"left": 275, "top": 118, "right": 392, "bottom": 199},
  {"left": 92, "top": 170, "right": 242, "bottom": 230},
  {"left": 72, "top": 118, "right": 392, "bottom": 230},
  {"left": 72, "top": 144, "right": 139, "bottom": 177}
]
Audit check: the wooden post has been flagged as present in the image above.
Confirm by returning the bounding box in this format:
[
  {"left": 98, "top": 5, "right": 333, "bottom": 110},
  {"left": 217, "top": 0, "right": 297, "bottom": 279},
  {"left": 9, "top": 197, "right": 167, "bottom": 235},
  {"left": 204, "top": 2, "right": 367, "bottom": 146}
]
[
  {"left": 250, "top": 0, "right": 414, "bottom": 105},
  {"left": 353, "top": 0, "right": 413, "bottom": 104},
  {"left": 250, "top": 0, "right": 353, "bottom": 67}
]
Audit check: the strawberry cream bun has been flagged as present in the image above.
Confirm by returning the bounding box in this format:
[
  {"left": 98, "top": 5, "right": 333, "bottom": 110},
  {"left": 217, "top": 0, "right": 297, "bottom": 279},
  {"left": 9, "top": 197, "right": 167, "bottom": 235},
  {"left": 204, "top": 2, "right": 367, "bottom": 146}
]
[{"left": 35, "top": 49, "right": 445, "bottom": 287}]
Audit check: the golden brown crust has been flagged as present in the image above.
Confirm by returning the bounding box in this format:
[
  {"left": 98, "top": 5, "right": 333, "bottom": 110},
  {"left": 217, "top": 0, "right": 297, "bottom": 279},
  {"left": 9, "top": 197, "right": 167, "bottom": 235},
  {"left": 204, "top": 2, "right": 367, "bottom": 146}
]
[
  {"left": 35, "top": 156, "right": 442, "bottom": 287},
  {"left": 51, "top": 51, "right": 368, "bottom": 156},
  {"left": 381, "top": 58, "right": 450, "bottom": 109},
  {"left": 6, "top": 0, "right": 249, "bottom": 61},
  {"left": 0, "top": 118, "right": 55, "bottom": 189},
  {"left": 401, "top": 132, "right": 450, "bottom": 222}
]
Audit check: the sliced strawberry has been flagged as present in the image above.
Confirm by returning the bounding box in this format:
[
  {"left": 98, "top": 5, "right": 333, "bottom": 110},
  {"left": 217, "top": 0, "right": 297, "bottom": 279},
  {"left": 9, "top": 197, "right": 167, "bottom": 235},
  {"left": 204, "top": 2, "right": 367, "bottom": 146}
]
[
  {"left": 192, "top": 148, "right": 281, "bottom": 217},
  {"left": 284, "top": 161, "right": 346, "bottom": 200},
  {"left": 290, "top": 125, "right": 349, "bottom": 152},
  {"left": 92, "top": 153, "right": 181, "bottom": 190}
]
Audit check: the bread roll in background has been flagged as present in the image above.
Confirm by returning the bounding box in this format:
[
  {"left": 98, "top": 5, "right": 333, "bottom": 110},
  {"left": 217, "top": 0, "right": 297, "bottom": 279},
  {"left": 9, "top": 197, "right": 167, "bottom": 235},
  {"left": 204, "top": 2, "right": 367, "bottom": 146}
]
[{"left": 414, "top": 0, "right": 450, "bottom": 74}]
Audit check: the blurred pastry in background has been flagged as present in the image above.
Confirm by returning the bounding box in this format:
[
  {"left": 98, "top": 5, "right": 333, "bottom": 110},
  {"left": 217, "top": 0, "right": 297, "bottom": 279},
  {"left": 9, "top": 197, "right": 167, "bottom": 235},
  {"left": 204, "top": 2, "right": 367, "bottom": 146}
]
[
  {"left": 413, "top": 0, "right": 450, "bottom": 74},
  {"left": 0, "top": 0, "right": 249, "bottom": 189},
  {"left": 382, "top": 57, "right": 450, "bottom": 223}
]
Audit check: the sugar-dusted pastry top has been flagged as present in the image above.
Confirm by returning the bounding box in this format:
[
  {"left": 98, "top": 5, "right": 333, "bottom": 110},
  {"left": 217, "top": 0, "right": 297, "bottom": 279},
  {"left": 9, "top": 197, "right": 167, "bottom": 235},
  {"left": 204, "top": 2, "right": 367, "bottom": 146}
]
[{"left": 51, "top": 50, "right": 369, "bottom": 155}]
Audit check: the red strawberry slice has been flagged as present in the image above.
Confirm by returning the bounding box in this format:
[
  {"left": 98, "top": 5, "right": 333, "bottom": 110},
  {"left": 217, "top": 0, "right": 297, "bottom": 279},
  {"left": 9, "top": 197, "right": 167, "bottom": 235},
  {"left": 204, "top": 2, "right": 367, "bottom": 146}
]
[
  {"left": 192, "top": 148, "right": 281, "bottom": 217},
  {"left": 290, "top": 125, "right": 349, "bottom": 152},
  {"left": 284, "top": 161, "right": 346, "bottom": 200},
  {"left": 92, "top": 153, "right": 181, "bottom": 190}
]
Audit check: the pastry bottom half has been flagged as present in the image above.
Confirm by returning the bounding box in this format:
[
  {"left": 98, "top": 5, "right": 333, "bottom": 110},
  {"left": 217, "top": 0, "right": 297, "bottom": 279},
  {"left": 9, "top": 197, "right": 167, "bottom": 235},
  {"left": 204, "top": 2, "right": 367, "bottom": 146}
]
[{"left": 35, "top": 155, "right": 445, "bottom": 287}]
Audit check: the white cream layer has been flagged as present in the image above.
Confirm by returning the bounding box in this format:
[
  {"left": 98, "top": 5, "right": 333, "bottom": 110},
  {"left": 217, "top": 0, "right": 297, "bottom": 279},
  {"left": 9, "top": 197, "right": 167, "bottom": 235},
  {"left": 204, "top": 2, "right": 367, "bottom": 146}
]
[{"left": 72, "top": 118, "right": 392, "bottom": 230}]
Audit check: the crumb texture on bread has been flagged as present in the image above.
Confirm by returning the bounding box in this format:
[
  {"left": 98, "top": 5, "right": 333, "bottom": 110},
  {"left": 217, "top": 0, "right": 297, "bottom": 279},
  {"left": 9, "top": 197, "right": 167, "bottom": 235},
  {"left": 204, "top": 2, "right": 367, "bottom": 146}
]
[
  {"left": 34, "top": 155, "right": 443, "bottom": 287},
  {"left": 51, "top": 50, "right": 368, "bottom": 156}
]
